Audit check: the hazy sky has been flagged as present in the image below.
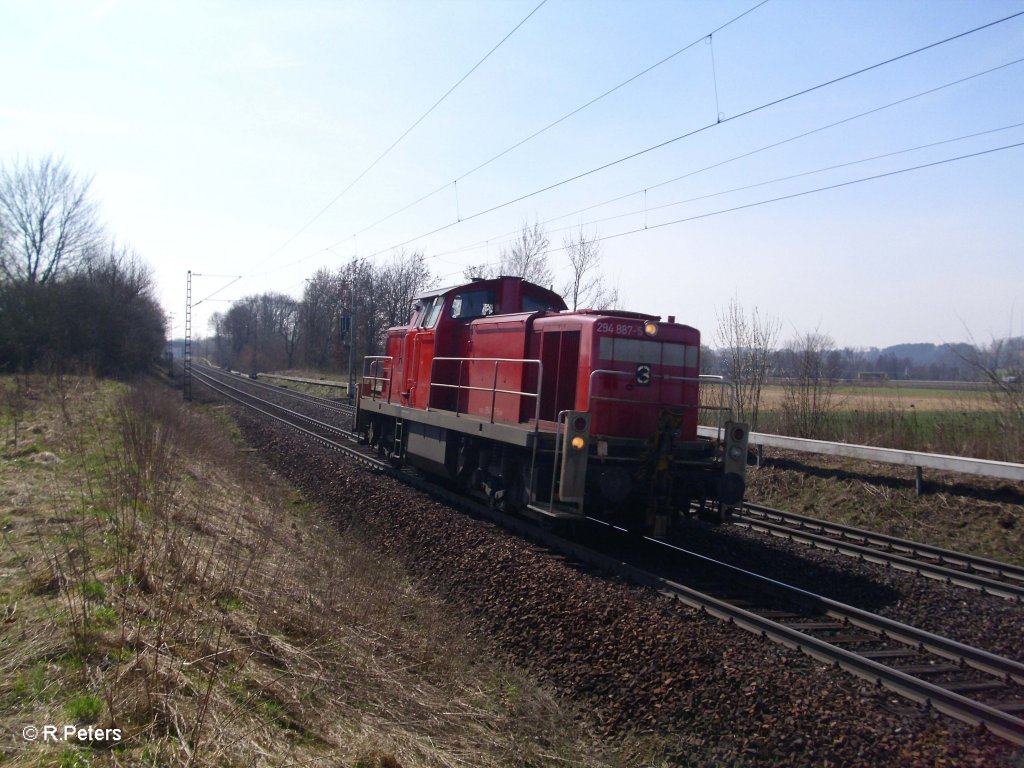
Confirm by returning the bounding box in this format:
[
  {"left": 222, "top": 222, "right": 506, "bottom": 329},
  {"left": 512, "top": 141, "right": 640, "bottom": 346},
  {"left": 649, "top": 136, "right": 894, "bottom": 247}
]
[{"left": 2, "top": 0, "right": 1022, "bottom": 349}]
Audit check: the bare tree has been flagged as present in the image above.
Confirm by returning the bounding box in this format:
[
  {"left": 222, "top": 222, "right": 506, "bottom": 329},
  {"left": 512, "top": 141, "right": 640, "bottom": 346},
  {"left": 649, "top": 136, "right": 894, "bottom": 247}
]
[
  {"left": 339, "top": 257, "right": 382, "bottom": 360},
  {"left": 780, "top": 330, "right": 841, "bottom": 438},
  {"left": 273, "top": 296, "right": 301, "bottom": 369},
  {"left": 252, "top": 292, "right": 301, "bottom": 369},
  {"left": 300, "top": 268, "right": 343, "bottom": 369},
  {"left": 0, "top": 155, "right": 102, "bottom": 284},
  {"left": 379, "top": 249, "right": 433, "bottom": 329},
  {"left": 461, "top": 220, "right": 554, "bottom": 289},
  {"left": 714, "top": 299, "right": 781, "bottom": 430},
  {"left": 560, "top": 226, "right": 618, "bottom": 311},
  {"left": 502, "top": 220, "right": 552, "bottom": 286},
  {"left": 221, "top": 296, "right": 260, "bottom": 371},
  {"left": 0, "top": 239, "right": 165, "bottom": 375},
  {"left": 954, "top": 331, "right": 1023, "bottom": 461},
  {"left": 208, "top": 312, "right": 226, "bottom": 364},
  {"left": 462, "top": 221, "right": 550, "bottom": 284},
  {"left": 461, "top": 262, "right": 496, "bottom": 281}
]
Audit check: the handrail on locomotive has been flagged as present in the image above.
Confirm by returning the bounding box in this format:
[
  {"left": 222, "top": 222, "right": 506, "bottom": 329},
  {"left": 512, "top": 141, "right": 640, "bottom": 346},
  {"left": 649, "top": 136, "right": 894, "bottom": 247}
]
[
  {"left": 586, "top": 369, "right": 738, "bottom": 435},
  {"left": 362, "top": 356, "right": 394, "bottom": 402},
  {"left": 428, "top": 356, "right": 544, "bottom": 430},
  {"left": 366, "top": 356, "right": 740, "bottom": 433}
]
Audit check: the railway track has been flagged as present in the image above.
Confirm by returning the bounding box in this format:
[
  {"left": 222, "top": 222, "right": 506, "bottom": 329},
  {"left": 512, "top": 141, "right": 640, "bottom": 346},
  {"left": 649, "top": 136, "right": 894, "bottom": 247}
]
[
  {"left": 190, "top": 368, "right": 1024, "bottom": 747},
  {"left": 197, "top": 365, "right": 355, "bottom": 421},
  {"left": 193, "top": 366, "right": 356, "bottom": 443},
  {"left": 731, "top": 503, "right": 1024, "bottom": 603},
  {"left": 582, "top": 525, "right": 1024, "bottom": 747}
]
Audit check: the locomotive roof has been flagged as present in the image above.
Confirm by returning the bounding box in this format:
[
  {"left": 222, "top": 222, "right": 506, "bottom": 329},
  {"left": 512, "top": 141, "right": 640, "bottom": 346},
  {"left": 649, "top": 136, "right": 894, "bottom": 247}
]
[
  {"left": 411, "top": 277, "right": 669, "bottom": 321},
  {"left": 571, "top": 308, "right": 659, "bottom": 321},
  {"left": 412, "top": 275, "right": 537, "bottom": 299},
  {"left": 413, "top": 275, "right": 566, "bottom": 308}
]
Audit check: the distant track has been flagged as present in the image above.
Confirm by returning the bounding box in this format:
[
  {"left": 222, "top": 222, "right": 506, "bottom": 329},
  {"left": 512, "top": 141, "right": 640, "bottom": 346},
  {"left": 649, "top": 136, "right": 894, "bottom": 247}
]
[
  {"left": 193, "top": 366, "right": 357, "bottom": 443},
  {"left": 194, "top": 365, "right": 355, "bottom": 422},
  {"left": 731, "top": 504, "right": 1024, "bottom": 603}
]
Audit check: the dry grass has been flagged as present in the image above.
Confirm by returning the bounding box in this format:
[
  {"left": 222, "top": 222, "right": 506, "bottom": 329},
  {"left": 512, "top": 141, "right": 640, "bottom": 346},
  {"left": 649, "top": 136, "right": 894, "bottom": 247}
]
[
  {"left": 702, "top": 382, "right": 1022, "bottom": 461},
  {"left": 756, "top": 384, "right": 1000, "bottom": 413},
  {"left": 261, "top": 370, "right": 352, "bottom": 400},
  {"left": 746, "top": 451, "right": 1023, "bottom": 566},
  {"left": 0, "top": 376, "right": 628, "bottom": 767}
]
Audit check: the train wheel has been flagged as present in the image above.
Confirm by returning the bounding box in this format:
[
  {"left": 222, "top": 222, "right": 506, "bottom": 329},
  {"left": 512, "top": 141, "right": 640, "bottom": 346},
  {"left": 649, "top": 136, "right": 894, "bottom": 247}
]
[
  {"left": 696, "top": 501, "right": 724, "bottom": 524},
  {"left": 454, "top": 437, "right": 477, "bottom": 487},
  {"left": 493, "top": 458, "right": 525, "bottom": 513},
  {"left": 369, "top": 418, "right": 393, "bottom": 459}
]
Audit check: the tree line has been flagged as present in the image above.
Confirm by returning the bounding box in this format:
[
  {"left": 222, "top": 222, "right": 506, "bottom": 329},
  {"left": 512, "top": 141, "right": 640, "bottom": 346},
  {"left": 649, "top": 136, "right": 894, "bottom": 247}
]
[
  {"left": 207, "top": 220, "right": 619, "bottom": 375},
  {"left": 0, "top": 156, "right": 166, "bottom": 377},
  {"left": 705, "top": 298, "right": 1022, "bottom": 457},
  {"left": 208, "top": 252, "right": 432, "bottom": 376}
]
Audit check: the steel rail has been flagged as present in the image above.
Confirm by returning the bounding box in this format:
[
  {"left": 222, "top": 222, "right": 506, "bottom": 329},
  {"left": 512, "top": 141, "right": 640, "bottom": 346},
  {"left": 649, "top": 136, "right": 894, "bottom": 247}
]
[
  {"left": 742, "top": 503, "right": 1024, "bottom": 584},
  {"left": 197, "top": 364, "right": 355, "bottom": 418},
  {"left": 196, "top": 364, "right": 355, "bottom": 417},
  {"left": 192, "top": 369, "right": 357, "bottom": 444},
  {"left": 731, "top": 504, "right": 1024, "bottom": 602},
  {"left": 646, "top": 535, "right": 1024, "bottom": 686},
  {"left": 605, "top": 543, "right": 1024, "bottom": 747},
  {"left": 191, "top": 372, "right": 1024, "bottom": 747}
]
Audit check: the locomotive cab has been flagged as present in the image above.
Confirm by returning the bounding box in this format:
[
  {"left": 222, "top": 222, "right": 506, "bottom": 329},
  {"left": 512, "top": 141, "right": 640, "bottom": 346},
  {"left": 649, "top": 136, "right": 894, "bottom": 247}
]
[{"left": 356, "top": 276, "right": 748, "bottom": 537}]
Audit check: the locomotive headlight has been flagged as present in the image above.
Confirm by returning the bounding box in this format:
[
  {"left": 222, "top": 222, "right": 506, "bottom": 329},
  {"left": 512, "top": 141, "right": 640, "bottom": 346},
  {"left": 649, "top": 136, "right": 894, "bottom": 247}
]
[
  {"left": 571, "top": 436, "right": 586, "bottom": 450},
  {"left": 643, "top": 321, "right": 658, "bottom": 337}
]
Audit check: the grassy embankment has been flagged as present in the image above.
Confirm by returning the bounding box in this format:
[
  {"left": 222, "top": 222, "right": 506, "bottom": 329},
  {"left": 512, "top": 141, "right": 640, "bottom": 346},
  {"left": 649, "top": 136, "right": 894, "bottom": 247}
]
[
  {"left": 0, "top": 375, "right": 628, "bottom": 768},
  {"left": 744, "top": 384, "right": 1023, "bottom": 564}
]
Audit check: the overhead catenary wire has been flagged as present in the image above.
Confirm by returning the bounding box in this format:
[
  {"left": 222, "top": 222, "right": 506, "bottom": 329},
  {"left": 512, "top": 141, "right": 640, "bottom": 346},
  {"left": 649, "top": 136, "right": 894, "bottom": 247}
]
[
  {"left": 342, "top": 0, "right": 772, "bottom": 244},
  {"left": 423, "top": 55, "right": 1024, "bottom": 262},
  {"left": 430, "top": 140, "right": 1024, "bottom": 283},
  {"left": 545, "top": 141, "right": 1024, "bottom": 258},
  {"left": 249, "top": 0, "right": 550, "bottom": 273},
  {"left": 446, "top": 118, "right": 1024, "bottom": 263},
  {"left": 247, "top": 46, "right": 1024, "bottom": 289},
  {"left": 193, "top": 275, "right": 243, "bottom": 309},
  {"left": 203, "top": 6, "right": 1024, "bottom": 332},
  {"left": 637, "top": 122, "right": 1024, "bottom": 217},
  {"left": 358, "top": 7, "right": 1024, "bottom": 262}
]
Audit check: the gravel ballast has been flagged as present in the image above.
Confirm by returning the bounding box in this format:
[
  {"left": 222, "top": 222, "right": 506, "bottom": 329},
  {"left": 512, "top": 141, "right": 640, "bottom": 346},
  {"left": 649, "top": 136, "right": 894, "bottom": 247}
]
[{"left": 230, "top": 407, "right": 1020, "bottom": 767}]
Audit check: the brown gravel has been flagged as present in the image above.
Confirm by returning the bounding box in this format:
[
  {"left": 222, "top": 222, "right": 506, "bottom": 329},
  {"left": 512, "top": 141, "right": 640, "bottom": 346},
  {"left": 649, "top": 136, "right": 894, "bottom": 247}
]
[{"left": 228, "top": 405, "right": 1021, "bottom": 767}]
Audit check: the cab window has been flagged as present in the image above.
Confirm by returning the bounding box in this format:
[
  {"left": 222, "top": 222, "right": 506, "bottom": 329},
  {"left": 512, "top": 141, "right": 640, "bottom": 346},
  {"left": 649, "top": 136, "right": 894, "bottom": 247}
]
[
  {"left": 523, "top": 294, "right": 558, "bottom": 312},
  {"left": 419, "top": 296, "right": 443, "bottom": 328},
  {"left": 450, "top": 289, "right": 496, "bottom": 320}
]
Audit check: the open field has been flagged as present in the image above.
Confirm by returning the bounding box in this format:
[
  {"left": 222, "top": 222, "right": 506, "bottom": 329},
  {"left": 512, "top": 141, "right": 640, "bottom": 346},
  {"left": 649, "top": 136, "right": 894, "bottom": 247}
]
[
  {"left": 758, "top": 383, "right": 1002, "bottom": 413},
  {"left": 729, "top": 383, "right": 1023, "bottom": 463}
]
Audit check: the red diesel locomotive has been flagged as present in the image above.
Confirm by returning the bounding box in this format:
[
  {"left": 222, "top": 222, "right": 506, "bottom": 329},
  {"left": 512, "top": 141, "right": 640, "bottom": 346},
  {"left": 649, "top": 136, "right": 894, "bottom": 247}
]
[{"left": 355, "top": 275, "right": 748, "bottom": 536}]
